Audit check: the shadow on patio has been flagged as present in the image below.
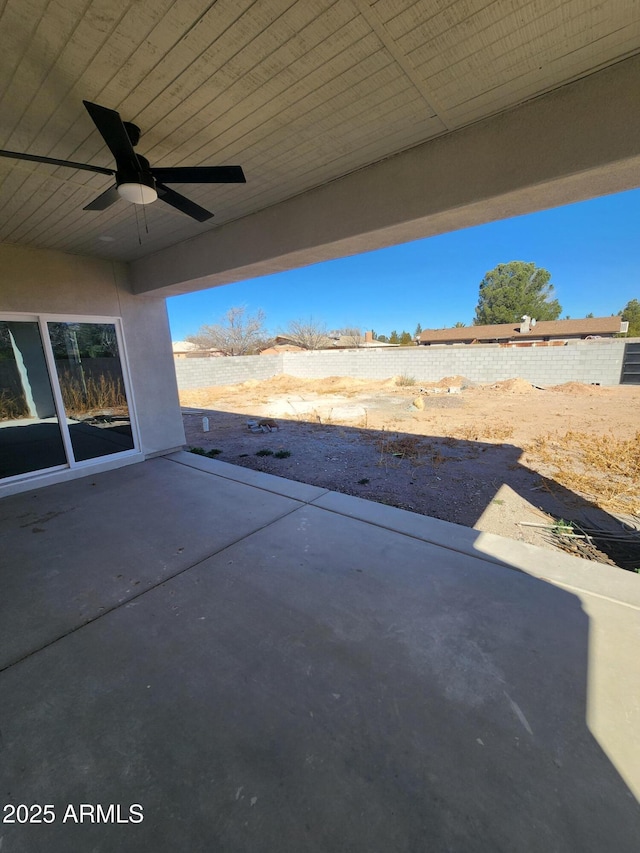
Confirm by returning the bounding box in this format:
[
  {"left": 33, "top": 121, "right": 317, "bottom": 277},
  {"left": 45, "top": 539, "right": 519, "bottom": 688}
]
[{"left": 0, "top": 453, "right": 639, "bottom": 851}]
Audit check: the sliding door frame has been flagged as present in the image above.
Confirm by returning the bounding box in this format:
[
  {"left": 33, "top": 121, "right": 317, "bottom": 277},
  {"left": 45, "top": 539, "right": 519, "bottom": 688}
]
[{"left": 0, "top": 312, "right": 142, "bottom": 489}]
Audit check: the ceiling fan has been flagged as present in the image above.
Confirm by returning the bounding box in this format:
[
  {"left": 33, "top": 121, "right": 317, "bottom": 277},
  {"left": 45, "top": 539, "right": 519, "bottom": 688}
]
[{"left": 0, "top": 100, "right": 246, "bottom": 221}]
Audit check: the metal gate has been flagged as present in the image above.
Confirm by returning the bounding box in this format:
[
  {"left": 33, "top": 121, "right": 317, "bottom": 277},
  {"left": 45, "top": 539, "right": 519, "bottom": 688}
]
[{"left": 621, "top": 342, "right": 640, "bottom": 384}]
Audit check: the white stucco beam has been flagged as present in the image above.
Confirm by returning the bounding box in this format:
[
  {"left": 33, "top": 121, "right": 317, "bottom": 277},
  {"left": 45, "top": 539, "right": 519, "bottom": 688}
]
[{"left": 131, "top": 56, "right": 640, "bottom": 297}]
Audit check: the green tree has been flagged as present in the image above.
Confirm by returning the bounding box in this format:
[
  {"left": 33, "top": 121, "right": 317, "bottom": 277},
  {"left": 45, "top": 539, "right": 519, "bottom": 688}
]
[
  {"left": 454, "top": 321, "right": 466, "bottom": 328},
  {"left": 399, "top": 331, "right": 413, "bottom": 346},
  {"left": 376, "top": 334, "right": 388, "bottom": 342},
  {"left": 474, "top": 261, "right": 561, "bottom": 325},
  {"left": 621, "top": 299, "right": 640, "bottom": 336},
  {"left": 414, "top": 322, "right": 423, "bottom": 338},
  {"left": 585, "top": 312, "right": 594, "bottom": 318},
  {"left": 388, "top": 330, "right": 399, "bottom": 344}
]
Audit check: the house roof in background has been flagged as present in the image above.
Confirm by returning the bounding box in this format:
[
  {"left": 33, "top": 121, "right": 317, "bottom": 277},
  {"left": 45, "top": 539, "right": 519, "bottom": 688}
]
[
  {"left": 172, "top": 341, "right": 198, "bottom": 353},
  {"left": 274, "top": 334, "right": 398, "bottom": 349},
  {"left": 260, "top": 344, "right": 306, "bottom": 355},
  {"left": 418, "top": 316, "right": 624, "bottom": 343}
]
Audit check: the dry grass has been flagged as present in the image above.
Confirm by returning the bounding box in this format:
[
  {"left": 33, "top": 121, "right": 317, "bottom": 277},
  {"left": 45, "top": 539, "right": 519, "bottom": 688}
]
[
  {"left": 395, "top": 373, "right": 417, "bottom": 387},
  {"left": 376, "top": 434, "right": 424, "bottom": 460},
  {"left": 527, "top": 430, "right": 640, "bottom": 514},
  {"left": 455, "top": 422, "right": 515, "bottom": 442},
  {"left": 374, "top": 434, "right": 451, "bottom": 468},
  {"left": 59, "top": 370, "right": 127, "bottom": 416},
  {"left": 0, "top": 388, "right": 29, "bottom": 420},
  {"left": 0, "top": 374, "right": 127, "bottom": 420}
]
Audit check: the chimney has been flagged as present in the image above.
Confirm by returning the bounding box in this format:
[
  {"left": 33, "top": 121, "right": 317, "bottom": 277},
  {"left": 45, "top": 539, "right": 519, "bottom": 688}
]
[
  {"left": 520, "top": 315, "right": 531, "bottom": 334},
  {"left": 365, "top": 330, "right": 373, "bottom": 343}
]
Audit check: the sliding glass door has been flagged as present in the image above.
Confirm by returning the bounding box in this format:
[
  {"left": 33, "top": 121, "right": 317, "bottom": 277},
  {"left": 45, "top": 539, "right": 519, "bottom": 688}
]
[
  {"left": 0, "top": 320, "right": 67, "bottom": 478},
  {"left": 0, "top": 315, "right": 138, "bottom": 484},
  {"left": 48, "top": 321, "right": 135, "bottom": 461}
]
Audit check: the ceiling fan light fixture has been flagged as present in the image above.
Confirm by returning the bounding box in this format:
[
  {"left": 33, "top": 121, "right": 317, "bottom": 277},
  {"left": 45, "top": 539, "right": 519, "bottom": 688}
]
[{"left": 117, "top": 182, "right": 158, "bottom": 204}]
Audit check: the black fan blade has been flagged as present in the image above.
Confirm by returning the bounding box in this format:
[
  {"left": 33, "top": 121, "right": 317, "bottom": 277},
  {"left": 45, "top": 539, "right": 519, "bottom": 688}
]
[
  {"left": 83, "top": 184, "right": 120, "bottom": 211},
  {"left": 0, "top": 149, "right": 114, "bottom": 176},
  {"left": 152, "top": 165, "right": 245, "bottom": 184},
  {"left": 83, "top": 101, "right": 139, "bottom": 173},
  {"left": 156, "top": 183, "right": 214, "bottom": 222}
]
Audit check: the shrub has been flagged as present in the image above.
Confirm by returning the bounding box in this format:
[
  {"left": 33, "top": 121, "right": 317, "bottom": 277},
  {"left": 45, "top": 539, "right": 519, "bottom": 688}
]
[{"left": 395, "top": 373, "right": 416, "bottom": 387}]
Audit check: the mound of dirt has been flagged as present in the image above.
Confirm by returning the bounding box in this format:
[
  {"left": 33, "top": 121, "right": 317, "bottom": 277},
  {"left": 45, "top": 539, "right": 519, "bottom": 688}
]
[
  {"left": 179, "top": 387, "right": 234, "bottom": 406},
  {"left": 489, "top": 378, "right": 536, "bottom": 393},
  {"left": 255, "top": 374, "right": 313, "bottom": 392},
  {"left": 311, "top": 376, "right": 373, "bottom": 393},
  {"left": 431, "top": 375, "right": 474, "bottom": 388},
  {"left": 549, "top": 382, "right": 611, "bottom": 395},
  {"left": 257, "top": 374, "right": 376, "bottom": 395}
]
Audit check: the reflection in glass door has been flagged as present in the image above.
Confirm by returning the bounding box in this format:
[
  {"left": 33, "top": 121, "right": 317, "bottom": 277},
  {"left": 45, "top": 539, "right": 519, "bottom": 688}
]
[
  {"left": 0, "top": 320, "right": 67, "bottom": 478},
  {"left": 47, "top": 322, "right": 135, "bottom": 462},
  {"left": 1, "top": 316, "right": 138, "bottom": 484}
]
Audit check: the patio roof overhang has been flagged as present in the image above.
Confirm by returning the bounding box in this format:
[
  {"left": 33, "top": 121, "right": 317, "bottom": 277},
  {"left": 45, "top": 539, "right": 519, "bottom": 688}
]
[
  {"left": 130, "top": 55, "right": 640, "bottom": 298},
  {"left": 0, "top": 2, "right": 638, "bottom": 294}
]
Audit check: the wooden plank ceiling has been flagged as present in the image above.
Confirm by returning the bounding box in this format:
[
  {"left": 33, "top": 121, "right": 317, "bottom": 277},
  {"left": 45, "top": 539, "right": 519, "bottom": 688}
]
[{"left": 0, "top": 0, "right": 638, "bottom": 262}]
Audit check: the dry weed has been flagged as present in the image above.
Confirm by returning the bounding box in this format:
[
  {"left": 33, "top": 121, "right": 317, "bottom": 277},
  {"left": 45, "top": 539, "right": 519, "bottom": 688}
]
[
  {"left": 431, "top": 449, "right": 446, "bottom": 467},
  {"left": 375, "top": 434, "right": 451, "bottom": 469},
  {"left": 483, "top": 423, "right": 515, "bottom": 441},
  {"left": 527, "top": 430, "right": 640, "bottom": 514},
  {"left": 395, "top": 373, "right": 417, "bottom": 387},
  {"left": 387, "top": 435, "right": 422, "bottom": 459},
  {"left": 455, "top": 422, "right": 514, "bottom": 442},
  {"left": 376, "top": 435, "right": 424, "bottom": 460},
  {"left": 0, "top": 388, "right": 30, "bottom": 420},
  {"left": 59, "top": 370, "right": 127, "bottom": 415}
]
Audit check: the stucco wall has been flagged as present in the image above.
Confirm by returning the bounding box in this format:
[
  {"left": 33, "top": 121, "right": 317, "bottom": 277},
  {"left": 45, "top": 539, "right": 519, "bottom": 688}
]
[
  {"left": 174, "top": 340, "right": 627, "bottom": 389},
  {"left": 1, "top": 243, "right": 185, "bottom": 461}
]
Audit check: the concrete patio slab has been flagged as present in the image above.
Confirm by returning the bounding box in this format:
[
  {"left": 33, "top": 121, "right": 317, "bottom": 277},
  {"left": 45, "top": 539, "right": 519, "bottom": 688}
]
[
  {"left": 312, "top": 490, "right": 640, "bottom": 607},
  {"left": 0, "top": 457, "right": 302, "bottom": 668},
  {"left": 1, "top": 458, "right": 638, "bottom": 852}
]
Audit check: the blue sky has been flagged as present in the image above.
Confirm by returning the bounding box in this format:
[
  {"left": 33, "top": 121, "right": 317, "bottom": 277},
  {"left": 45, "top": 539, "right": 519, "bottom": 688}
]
[{"left": 167, "top": 188, "right": 640, "bottom": 340}]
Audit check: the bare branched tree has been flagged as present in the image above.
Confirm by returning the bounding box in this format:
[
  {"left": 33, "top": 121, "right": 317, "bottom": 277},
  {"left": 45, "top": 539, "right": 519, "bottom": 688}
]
[
  {"left": 186, "top": 306, "right": 267, "bottom": 356},
  {"left": 282, "top": 317, "right": 329, "bottom": 350}
]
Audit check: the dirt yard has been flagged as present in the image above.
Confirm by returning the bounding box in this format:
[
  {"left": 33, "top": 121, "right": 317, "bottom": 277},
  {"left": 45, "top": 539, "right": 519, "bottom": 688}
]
[{"left": 179, "top": 375, "right": 640, "bottom": 571}]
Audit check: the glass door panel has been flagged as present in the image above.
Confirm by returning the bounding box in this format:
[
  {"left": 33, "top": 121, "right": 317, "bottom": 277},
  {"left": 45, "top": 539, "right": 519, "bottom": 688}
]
[
  {"left": 47, "top": 322, "right": 135, "bottom": 462},
  {"left": 0, "top": 321, "right": 67, "bottom": 478}
]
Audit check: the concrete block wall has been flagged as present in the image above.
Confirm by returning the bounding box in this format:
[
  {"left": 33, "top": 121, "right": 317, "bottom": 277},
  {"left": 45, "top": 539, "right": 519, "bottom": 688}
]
[
  {"left": 280, "top": 340, "right": 626, "bottom": 386},
  {"left": 174, "top": 340, "right": 628, "bottom": 390},
  {"left": 175, "top": 353, "right": 283, "bottom": 389}
]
